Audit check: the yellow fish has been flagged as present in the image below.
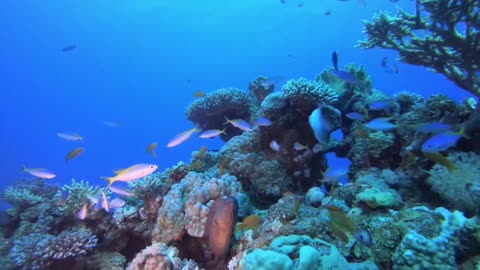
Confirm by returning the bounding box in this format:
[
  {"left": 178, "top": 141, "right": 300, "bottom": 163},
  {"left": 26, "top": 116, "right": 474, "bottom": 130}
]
[
  {"left": 102, "top": 163, "right": 158, "bottom": 187},
  {"left": 424, "top": 152, "right": 456, "bottom": 172},
  {"left": 146, "top": 142, "right": 158, "bottom": 158},
  {"left": 237, "top": 215, "right": 263, "bottom": 231},
  {"left": 66, "top": 147, "right": 85, "bottom": 162},
  {"left": 194, "top": 91, "right": 206, "bottom": 98},
  {"left": 198, "top": 145, "right": 207, "bottom": 158}
]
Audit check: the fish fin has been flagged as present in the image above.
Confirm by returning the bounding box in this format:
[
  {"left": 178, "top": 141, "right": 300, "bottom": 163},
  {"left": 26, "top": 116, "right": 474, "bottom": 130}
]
[
  {"left": 332, "top": 51, "right": 339, "bottom": 70},
  {"left": 113, "top": 168, "right": 125, "bottom": 174},
  {"left": 458, "top": 127, "right": 471, "bottom": 139},
  {"left": 446, "top": 163, "right": 456, "bottom": 173},
  {"left": 73, "top": 133, "right": 84, "bottom": 143},
  {"left": 223, "top": 116, "right": 231, "bottom": 125},
  {"left": 101, "top": 176, "right": 115, "bottom": 187},
  {"left": 115, "top": 166, "right": 135, "bottom": 176}
]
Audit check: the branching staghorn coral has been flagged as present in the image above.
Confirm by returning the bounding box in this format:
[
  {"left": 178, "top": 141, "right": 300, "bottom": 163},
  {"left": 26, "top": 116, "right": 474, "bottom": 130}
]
[
  {"left": 358, "top": 0, "right": 480, "bottom": 97},
  {"left": 3, "top": 187, "right": 46, "bottom": 208},
  {"left": 53, "top": 179, "right": 102, "bottom": 215}
]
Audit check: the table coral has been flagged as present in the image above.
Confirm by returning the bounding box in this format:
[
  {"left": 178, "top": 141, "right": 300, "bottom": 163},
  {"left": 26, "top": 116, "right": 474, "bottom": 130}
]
[
  {"left": 185, "top": 88, "right": 256, "bottom": 141},
  {"left": 358, "top": 0, "right": 480, "bottom": 97},
  {"left": 283, "top": 77, "right": 338, "bottom": 114},
  {"left": 10, "top": 227, "right": 97, "bottom": 270}
]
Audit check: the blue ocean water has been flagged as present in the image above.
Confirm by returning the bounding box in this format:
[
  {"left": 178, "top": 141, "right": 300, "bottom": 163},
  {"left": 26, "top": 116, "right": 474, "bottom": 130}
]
[{"left": 0, "top": 0, "right": 474, "bottom": 207}]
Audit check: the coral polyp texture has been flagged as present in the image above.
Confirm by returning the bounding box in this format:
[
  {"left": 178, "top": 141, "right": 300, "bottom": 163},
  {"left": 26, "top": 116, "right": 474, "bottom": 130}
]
[
  {"left": 151, "top": 172, "right": 243, "bottom": 243},
  {"left": 358, "top": 0, "right": 480, "bottom": 97},
  {"left": 185, "top": 88, "right": 256, "bottom": 141}
]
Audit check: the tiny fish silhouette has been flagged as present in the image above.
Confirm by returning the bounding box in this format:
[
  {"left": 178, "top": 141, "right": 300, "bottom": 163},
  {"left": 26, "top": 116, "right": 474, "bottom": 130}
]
[{"left": 62, "top": 44, "right": 77, "bottom": 52}]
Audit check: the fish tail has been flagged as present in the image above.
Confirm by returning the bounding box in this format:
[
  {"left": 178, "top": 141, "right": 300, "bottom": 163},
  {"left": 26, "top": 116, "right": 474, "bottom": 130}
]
[
  {"left": 446, "top": 163, "right": 456, "bottom": 173},
  {"left": 101, "top": 176, "right": 115, "bottom": 187},
  {"left": 223, "top": 116, "right": 231, "bottom": 125},
  {"left": 21, "top": 165, "right": 28, "bottom": 173},
  {"left": 458, "top": 127, "right": 471, "bottom": 139},
  {"left": 221, "top": 128, "right": 228, "bottom": 135}
]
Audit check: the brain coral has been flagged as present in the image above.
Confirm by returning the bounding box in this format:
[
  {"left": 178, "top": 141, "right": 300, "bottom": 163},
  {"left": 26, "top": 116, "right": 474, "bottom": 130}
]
[{"left": 185, "top": 88, "right": 256, "bottom": 141}]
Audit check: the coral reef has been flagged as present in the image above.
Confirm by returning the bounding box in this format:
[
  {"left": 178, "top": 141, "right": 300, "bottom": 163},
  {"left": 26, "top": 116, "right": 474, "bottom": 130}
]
[
  {"left": 358, "top": 0, "right": 480, "bottom": 97},
  {"left": 283, "top": 77, "right": 338, "bottom": 114},
  {"left": 242, "top": 234, "right": 378, "bottom": 270},
  {"left": 126, "top": 243, "right": 177, "bottom": 270},
  {"left": 4, "top": 40, "right": 480, "bottom": 270},
  {"left": 151, "top": 172, "right": 243, "bottom": 243},
  {"left": 10, "top": 227, "right": 97, "bottom": 270},
  {"left": 185, "top": 88, "right": 256, "bottom": 141},
  {"left": 3, "top": 187, "right": 46, "bottom": 208},
  {"left": 248, "top": 77, "right": 275, "bottom": 105},
  {"left": 427, "top": 151, "right": 480, "bottom": 214}
]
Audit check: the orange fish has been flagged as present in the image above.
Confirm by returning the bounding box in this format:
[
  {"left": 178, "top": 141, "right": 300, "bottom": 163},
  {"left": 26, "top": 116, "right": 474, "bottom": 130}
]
[
  {"left": 198, "top": 145, "right": 207, "bottom": 158},
  {"left": 66, "top": 147, "right": 85, "bottom": 162},
  {"left": 146, "top": 142, "right": 158, "bottom": 158},
  {"left": 194, "top": 91, "right": 206, "bottom": 98},
  {"left": 219, "top": 159, "right": 230, "bottom": 176},
  {"left": 237, "top": 215, "right": 263, "bottom": 231}
]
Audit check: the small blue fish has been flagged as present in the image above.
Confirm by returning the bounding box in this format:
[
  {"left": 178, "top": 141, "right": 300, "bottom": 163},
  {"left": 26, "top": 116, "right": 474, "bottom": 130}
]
[
  {"left": 320, "top": 168, "right": 348, "bottom": 185},
  {"left": 62, "top": 44, "right": 77, "bottom": 52},
  {"left": 414, "top": 122, "right": 453, "bottom": 133},
  {"left": 369, "top": 98, "right": 395, "bottom": 111},
  {"left": 365, "top": 117, "right": 397, "bottom": 131},
  {"left": 345, "top": 112, "right": 366, "bottom": 121},
  {"left": 380, "top": 56, "right": 399, "bottom": 74},
  {"left": 331, "top": 69, "right": 357, "bottom": 83},
  {"left": 331, "top": 51, "right": 357, "bottom": 83},
  {"left": 253, "top": 117, "right": 272, "bottom": 127},
  {"left": 421, "top": 129, "right": 465, "bottom": 153}
]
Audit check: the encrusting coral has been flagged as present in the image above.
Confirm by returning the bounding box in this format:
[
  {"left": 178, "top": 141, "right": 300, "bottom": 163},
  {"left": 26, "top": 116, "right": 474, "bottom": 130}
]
[{"left": 427, "top": 151, "right": 480, "bottom": 214}]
